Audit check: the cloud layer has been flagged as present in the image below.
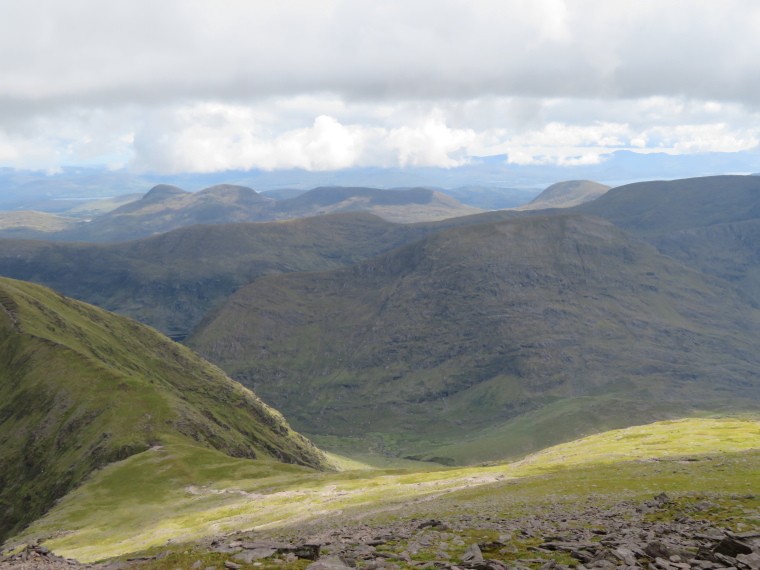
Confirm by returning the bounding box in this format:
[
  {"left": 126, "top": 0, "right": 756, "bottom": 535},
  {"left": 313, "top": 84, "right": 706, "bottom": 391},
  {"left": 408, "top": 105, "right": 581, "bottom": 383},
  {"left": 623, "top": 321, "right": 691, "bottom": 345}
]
[{"left": 1, "top": 0, "right": 759, "bottom": 172}]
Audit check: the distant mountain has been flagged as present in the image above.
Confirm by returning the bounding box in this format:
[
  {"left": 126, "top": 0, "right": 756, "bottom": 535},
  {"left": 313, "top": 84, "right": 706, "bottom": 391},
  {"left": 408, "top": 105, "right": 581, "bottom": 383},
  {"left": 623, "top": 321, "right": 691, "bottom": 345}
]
[
  {"left": 0, "top": 184, "right": 483, "bottom": 242},
  {"left": 0, "top": 211, "right": 521, "bottom": 338},
  {"left": 0, "top": 277, "right": 326, "bottom": 540},
  {"left": 517, "top": 180, "right": 611, "bottom": 210},
  {"left": 0, "top": 167, "right": 149, "bottom": 210},
  {"left": 267, "top": 186, "right": 482, "bottom": 223},
  {"left": 187, "top": 214, "right": 760, "bottom": 462},
  {"left": 427, "top": 185, "right": 540, "bottom": 210},
  {"left": 4, "top": 151, "right": 757, "bottom": 208},
  {"left": 54, "top": 183, "right": 272, "bottom": 242},
  {"left": 260, "top": 188, "right": 308, "bottom": 200}
]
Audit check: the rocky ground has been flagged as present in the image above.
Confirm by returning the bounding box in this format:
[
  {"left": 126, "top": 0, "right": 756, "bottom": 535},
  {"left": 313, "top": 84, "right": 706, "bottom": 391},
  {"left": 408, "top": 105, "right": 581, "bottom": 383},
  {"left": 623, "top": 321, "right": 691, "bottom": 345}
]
[{"left": 2, "top": 492, "right": 759, "bottom": 570}]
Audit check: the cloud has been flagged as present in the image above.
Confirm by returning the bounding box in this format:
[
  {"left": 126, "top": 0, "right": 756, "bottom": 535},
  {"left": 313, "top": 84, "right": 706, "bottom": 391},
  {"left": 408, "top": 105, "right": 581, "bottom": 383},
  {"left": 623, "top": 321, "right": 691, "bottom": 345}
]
[
  {"left": 1, "top": 1, "right": 760, "bottom": 172},
  {"left": 4, "top": 0, "right": 760, "bottom": 105},
  {"left": 129, "top": 104, "right": 476, "bottom": 172}
]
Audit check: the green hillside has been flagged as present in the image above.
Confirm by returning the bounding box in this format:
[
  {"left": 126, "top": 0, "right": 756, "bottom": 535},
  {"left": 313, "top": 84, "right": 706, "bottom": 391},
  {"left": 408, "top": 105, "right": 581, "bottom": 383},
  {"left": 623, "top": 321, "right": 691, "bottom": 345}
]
[
  {"left": 0, "top": 277, "right": 327, "bottom": 541},
  {"left": 8, "top": 418, "right": 760, "bottom": 563},
  {"left": 188, "top": 214, "right": 760, "bottom": 461},
  {"left": 0, "top": 211, "right": 520, "bottom": 338}
]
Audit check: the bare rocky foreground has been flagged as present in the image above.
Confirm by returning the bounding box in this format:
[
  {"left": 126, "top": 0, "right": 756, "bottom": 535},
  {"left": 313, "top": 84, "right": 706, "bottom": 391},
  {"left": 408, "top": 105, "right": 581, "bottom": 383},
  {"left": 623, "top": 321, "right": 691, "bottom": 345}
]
[{"left": 2, "top": 492, "right": 759, "bottom": 570}]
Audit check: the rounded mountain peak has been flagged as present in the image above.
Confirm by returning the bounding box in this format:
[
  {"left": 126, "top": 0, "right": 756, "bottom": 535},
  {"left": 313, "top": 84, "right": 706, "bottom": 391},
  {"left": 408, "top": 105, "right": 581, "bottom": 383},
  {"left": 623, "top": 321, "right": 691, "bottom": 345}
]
[
  {"left": 197, "top": 184, "right": 268, "bottom": 201},
  {"left": 141, "top": 184, "right": 188, "bottom": 202}
]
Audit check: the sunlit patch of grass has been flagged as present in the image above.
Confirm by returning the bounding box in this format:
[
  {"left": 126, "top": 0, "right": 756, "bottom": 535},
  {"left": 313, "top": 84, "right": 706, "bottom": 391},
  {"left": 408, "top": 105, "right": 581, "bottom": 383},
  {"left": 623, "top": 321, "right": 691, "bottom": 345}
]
[{"left": 9, "top": 418, "right": 760, "bottom": 563}]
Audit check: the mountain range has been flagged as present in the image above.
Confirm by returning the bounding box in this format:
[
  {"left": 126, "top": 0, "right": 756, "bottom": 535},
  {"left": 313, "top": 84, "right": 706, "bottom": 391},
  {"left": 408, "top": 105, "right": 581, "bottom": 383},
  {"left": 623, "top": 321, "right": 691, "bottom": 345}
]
[
  {"left": 0, "top": 211, "right": 520, "bottom": 339},
  {"left": 186, "top": 212, "right": 760, "bottom": 462},
  {"left": 2, "top": 150, "right": 758, "bottom": 205},
  {"left": 0, "top": 184, "right": 483, "bottom": 242},
  {"left": 2, "top": 171, "right": 760, "bottom": 556}
]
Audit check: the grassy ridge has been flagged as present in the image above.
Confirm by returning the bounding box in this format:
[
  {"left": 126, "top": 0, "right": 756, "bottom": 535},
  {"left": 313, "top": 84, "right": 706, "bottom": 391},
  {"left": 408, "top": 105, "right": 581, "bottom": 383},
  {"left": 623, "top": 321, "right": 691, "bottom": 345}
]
[
  {"left": 0, "top": 277, "right": 327, "bottom": 541},
  {"left": 9, "top": 418, "right": 760, "bottom": 562}
]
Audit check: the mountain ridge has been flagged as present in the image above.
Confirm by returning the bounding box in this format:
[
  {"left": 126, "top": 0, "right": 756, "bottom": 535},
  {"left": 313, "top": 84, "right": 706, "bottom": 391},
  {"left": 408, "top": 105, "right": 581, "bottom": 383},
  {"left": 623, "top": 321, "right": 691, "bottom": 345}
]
[
  {"left": 0, "top": 211, "right": 522, "bottom": 338},
  {"left": 0, "top": 184, "right": 483, "bottom": 242},
  {"left": 187, "top": 213, "right": 760, "bottom": 461},
  {"left": 0, "top": 277, "right": 327, "bottom": 540}
]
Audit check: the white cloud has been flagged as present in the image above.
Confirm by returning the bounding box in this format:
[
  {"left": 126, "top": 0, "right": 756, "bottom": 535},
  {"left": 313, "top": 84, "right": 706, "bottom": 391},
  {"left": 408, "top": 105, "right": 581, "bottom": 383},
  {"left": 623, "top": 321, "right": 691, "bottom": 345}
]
[
  {"left": 2, "top": 1, "right": 760, "bottom": 172},
  {"left": 128, "top": 104, "right": 477, "bottom": 172},
  {"left": 386, "top": 116, "right": 476, "bottom": 168}
]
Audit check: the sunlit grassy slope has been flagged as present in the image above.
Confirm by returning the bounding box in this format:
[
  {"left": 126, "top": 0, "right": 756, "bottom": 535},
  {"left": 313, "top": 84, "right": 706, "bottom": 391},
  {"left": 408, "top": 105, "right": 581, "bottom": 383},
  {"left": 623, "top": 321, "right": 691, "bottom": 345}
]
[{"left": 12, "top": 418, "right": 760, "bottom": 563}]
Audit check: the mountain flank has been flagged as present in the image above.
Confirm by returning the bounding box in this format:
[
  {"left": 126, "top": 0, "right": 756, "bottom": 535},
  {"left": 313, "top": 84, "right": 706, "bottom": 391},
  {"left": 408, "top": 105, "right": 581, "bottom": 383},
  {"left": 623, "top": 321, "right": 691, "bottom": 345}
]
[
  {"left": 187, "top": 213, "right": 760, "bottom": 462},
  {"left": 0, "top": 211, "right": 521, "bottom": 338},
  {"left": 571, "top": 175, "right": 760, "bottom": 307},
  {"left": 572, "top": 175, "right": 760, "bottom": 235},
  {"left": 0, "top": 277, "right": 327, "bottom": 541},
  {"left": 516, "top": 180, "right": 611, "bottom": 210},
  {"left": 0, "top": 184, "right": 483, "bottom": 242}
]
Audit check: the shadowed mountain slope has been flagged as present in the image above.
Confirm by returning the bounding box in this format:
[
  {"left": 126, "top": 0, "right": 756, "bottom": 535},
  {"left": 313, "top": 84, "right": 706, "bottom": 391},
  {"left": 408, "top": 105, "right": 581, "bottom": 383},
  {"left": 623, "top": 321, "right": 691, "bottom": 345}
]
[
  {"left": 518, "top": 180, "right": 611, "bottom": 210},
  {"left": 188, "top": 214, "right": 760, "bottom": 461},
  {"left": 0, "top": 211, "right": 521, "bottom": 338},
  {"left": 4, "top": 185, "right": 483, "bottom": 242},
  {"left": 571, "top": 175, "right": 760, "bottom": 306},
  {"left": 0, "top": 277, "right": 327, "bottom": 541},
  {"left": 572, "top": 175, "right": 760, "bottom": 235}
]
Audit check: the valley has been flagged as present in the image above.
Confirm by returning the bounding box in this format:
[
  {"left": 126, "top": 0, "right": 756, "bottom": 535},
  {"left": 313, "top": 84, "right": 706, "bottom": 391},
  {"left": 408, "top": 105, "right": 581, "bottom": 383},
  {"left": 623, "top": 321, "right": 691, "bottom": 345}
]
[{"left": 1, "top": 174, "right": 760, "bottom": 568}]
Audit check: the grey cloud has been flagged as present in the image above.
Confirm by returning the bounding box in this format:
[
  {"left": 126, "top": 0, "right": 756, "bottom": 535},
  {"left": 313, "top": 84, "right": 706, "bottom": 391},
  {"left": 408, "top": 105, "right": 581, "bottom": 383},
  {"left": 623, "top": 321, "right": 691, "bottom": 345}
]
[{"left": 2, "top": 0, "right": 760, "bottom": 109}]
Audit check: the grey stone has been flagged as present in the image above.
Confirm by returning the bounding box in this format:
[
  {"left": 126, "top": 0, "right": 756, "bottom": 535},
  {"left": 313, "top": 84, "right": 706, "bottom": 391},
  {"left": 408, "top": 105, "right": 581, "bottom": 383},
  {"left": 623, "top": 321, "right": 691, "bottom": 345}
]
[
  {"left": 293, "top": 543, "right": 322, "bottom": 560},
  {"left": 614, "top": 547, "right": 638, "bottom": 566},
  {"left": 737, "top": 552, "right": 760, "bottom": 569},
  {"left": 213, "top": 545, "right": 243, "bottom": 554},
  {"left": 654, "top": 493, "right": 671, "bottom": 506},
  {"left": 714, "top": 537, "right": 753, "bottom": 557},
  {"left": 233, "top": 548, "right": 278, "bottom": 563},
  {"left": 645, "top": 541, "right": 676, "bottom": 560},
  {"left": 461, "top": 544, "right": 483, "bottom": 564},
  {"left": 305, "top": 556, "right": 354, "bottom": 570}
]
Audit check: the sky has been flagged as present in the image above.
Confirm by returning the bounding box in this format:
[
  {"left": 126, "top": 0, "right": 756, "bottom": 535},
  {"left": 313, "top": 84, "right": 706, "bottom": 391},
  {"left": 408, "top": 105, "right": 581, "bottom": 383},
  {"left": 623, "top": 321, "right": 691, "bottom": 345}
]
[{"left": 2, "top": 0, "right": 760, "bottom": 174}]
